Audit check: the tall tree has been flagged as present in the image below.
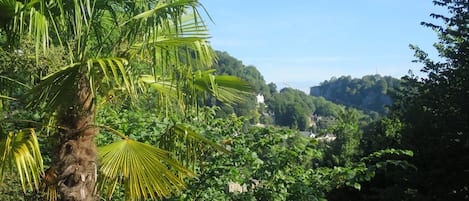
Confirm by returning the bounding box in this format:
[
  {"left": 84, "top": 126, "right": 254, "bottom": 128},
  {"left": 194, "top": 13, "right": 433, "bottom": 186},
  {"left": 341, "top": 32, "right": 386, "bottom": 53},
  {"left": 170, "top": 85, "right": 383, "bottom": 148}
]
[
  {"left": 394, "top": 0, "right": 469, "bottom": 199},
  {"left": 0, "top": 0, "right": 251, "bottom": 200},
  {"left": 324, "top": 108, "right": 362, "bottom": 166}
]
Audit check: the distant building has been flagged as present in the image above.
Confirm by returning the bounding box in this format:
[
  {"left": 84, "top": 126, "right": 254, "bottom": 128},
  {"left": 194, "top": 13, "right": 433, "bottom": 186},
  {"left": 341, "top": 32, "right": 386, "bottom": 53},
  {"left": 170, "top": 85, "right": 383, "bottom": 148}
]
[
  {"left": 305, "top": 132, "right": 336, "bottom": 142},
  {"left": 256, "top": 94, "right": 264, "bottom": 104},
  {"left": 316, "top": 134, "right": 336, "bottom": 142}
]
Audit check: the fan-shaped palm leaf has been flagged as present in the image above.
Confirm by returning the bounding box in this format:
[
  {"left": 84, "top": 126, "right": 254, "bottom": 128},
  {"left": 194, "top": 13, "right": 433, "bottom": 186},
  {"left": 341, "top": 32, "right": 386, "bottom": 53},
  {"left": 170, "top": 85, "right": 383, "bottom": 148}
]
[
  {"left": 97, "top": 138, "right": 195, "bottom": 200},
  {"left": 125, "top": 2, "right": 215, "bottom": 69},
  {"left": 0, "top": 0, "right": 16, "bottom": 19},
  {"left": 0, "top": 128, "right": 44, "bottom": 193},
  {"left": 0, "top": 0, "right": 51, "bottom": 63}
]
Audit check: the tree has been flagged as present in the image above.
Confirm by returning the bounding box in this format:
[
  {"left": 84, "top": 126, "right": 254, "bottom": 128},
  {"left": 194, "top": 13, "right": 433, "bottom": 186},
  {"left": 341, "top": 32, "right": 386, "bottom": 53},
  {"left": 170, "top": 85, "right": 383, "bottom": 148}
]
[
  {"left": 323, "top": 108, "right": 362, "bottom": 166},
  {"left": 393, "top": 1, "right": 469, "bottom": 199},
  {"left": 0, "top": 0, "right": 251, "bottom": 200}
]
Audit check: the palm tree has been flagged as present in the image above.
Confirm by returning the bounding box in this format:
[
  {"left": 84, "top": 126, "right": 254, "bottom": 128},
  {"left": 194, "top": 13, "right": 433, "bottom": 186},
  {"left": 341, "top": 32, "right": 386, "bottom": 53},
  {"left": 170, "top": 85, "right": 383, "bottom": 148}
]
[{"left": 0, "top": 0, "right": 251, "bottom": 200}]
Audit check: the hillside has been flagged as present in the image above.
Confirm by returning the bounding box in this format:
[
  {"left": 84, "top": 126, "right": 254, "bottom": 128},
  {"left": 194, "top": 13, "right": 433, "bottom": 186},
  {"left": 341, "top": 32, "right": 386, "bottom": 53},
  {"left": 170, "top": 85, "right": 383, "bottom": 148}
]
[
  {"left": 205, "top": 51, "right": 269, "bottom": 121},
  {"left": 309, "top": 75, "right": 401, "bottom": 114},
  {"left": 210, "top": 51, "right": 386, "bottom": 130}
]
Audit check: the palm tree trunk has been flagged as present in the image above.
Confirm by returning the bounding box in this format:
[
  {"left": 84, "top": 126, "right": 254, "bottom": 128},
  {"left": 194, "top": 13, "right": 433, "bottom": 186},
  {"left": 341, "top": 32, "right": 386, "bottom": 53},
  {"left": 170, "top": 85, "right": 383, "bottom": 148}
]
[{"left": 54, "top": 74, "right": 97, "bottom": 201}]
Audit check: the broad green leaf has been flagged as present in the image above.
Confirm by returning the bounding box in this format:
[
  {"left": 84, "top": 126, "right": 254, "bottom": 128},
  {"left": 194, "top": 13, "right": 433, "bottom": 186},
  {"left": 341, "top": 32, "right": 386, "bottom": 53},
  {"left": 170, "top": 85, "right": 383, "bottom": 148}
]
[{"left": 97, "top": 139, "right": 195, "bottom": 200}]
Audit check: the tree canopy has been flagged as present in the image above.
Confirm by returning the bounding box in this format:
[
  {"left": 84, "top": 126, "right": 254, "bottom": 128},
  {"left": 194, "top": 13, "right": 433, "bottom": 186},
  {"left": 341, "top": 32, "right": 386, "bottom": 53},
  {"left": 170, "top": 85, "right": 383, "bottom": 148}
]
[
  {"left": 390, "top": 0, "right": 469, "bottom": 199},
  {"left": 310, "top": 75, "right": 400, "bottom": 114}
]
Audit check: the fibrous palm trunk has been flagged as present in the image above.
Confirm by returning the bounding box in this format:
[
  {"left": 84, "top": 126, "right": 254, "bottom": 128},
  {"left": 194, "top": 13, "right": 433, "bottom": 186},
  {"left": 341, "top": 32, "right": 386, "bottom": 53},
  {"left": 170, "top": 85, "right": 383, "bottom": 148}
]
[{"left": 54, "top": 74, "right": 97, "bottom": 201}]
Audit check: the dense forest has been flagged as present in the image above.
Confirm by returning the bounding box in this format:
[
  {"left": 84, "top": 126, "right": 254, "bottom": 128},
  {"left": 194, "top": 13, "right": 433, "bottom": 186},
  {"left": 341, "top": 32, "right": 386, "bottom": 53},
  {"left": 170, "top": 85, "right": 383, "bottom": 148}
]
[
  {"left": 310, "top": 75, "right": 400, "bottom": 114},
  {"left": 1, "top": 1, "right": 468, "bottom": 201}
]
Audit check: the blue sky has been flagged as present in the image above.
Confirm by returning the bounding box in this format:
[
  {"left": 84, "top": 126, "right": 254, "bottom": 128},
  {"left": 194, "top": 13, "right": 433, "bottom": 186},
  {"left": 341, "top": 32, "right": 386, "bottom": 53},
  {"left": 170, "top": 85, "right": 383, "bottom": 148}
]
[{"left": 199, "top": 1, "right": 444, "bottom": 92}]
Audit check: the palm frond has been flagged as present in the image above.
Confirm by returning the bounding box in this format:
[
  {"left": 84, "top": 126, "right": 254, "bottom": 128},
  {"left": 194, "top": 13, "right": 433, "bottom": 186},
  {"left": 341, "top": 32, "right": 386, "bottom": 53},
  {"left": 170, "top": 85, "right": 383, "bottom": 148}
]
[
  {"left": 97, "top": 139, "right": 195, "bottom": 200},
  {"left": 0, "top": 94, "right": 17, "bottom": 101},
  {"left": 129, "top": 0, "right": 200, "bottom": 21},
  {"left": 0, "top": 75, "right": 31, "bottom": 89},
  {"left": 0, "top": 75, "right": 30, "bottom": 101},
  {"left": 88, "top": 57, "right": 136, "bottom": 99},
  {"left": 124, "top": 0, "right": 215, "bottom": 68},
  {"left": 0, "top": 0, "right": 51, "bottom": 56},
  {"left": 0, "top": 128, "right": 44, "bottom": 193},
  {"left": 27, "top": 63, "right": 80, "bottom": 110},
  {"left": 160, "top": 123, "right": 228, "bottom": 168},
  {"left": 0, "top": 0, "right": 17, "bottom": 20},
  {"left": 193, "top": 70, "right": 254, "bottom": 104},
  {"left": 139, "top": 74, "right": 185, "bottom": 117},
  {"left": 140, "top": 75, "right": 178, "bottom": 96}
]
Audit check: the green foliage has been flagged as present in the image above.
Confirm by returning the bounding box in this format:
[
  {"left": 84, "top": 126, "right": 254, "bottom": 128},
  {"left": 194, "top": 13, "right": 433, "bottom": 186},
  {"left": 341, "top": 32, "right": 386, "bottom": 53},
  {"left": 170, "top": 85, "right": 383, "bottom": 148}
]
[
  {"left": 0, "top": 37, "right": 65, "bottom": 199},
  {"left": 323, "top": 108, "right": 362, "bottom": 166},
  {"left": 310, "top": 75, "right": 400, "bottom": 114},
  {"left": 98, "top": 139, "right": 195, "bottom": 200},
  {"left": 205, "top": 51, "right": 269, "bottom": 122},
  {"left": 0, "top": 129, "right": 44, "bottom": 193},
  {"left": 0, "top": 0, "right": 256, "bottom": 200},
  {"left": 361, "top": 118, "right": 403, "bottom": 155},
  {"left": 266, "top": 87, "right": 344, "bottom": 130},
  {"left": 213, "top": 51, "right": 270, "bottom": 96},
  {"left": 163, "top": 113, "right": 413, "bottom": 201},
  {"left": 389, "top": 1, "right": 469, "bottom": 199}
]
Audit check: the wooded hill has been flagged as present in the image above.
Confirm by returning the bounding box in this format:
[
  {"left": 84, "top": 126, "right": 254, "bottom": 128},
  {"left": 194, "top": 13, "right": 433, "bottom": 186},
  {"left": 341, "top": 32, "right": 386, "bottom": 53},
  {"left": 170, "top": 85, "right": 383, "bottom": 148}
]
[
  {"left": 310, "top": 75, "right": 401, "bottom": 114},
  {"left": 210, "top": 51, "right": 399, "bottom": 130}
]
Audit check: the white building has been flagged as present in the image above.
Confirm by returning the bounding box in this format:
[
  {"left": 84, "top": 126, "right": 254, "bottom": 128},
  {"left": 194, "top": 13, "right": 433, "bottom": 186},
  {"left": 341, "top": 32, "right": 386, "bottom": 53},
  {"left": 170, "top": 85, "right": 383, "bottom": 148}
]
[{"left": 256, "top": 94, "right": 264, "bottom": 104}]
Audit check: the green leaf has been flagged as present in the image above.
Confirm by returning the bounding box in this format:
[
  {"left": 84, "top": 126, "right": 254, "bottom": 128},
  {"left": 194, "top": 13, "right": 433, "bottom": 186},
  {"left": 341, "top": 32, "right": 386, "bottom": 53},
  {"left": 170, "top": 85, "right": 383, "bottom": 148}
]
[
  {"left": 0, "top": 94, "right": 16, "bottom": 101},
  {"left": 173, "top": 124, "right": 228, "bottom": 154},
  {"left": 0, "top": 129, "right": 44, "bottom": 193},
  {"left": 353, "top": 182, "right": 361, "bottom": 190},
  {"left": 89, "top": 57, "right": 136, "bottom": 99},
  {"left": 97, "top": 139, "right": 195, "bottom": 200},
  {"left": 193, "top": 70, "right": 254, "bottom": 104},
  {"left": 26, "top": 63, "right": 80, "bottom": 110},
  {"left": 129, "top": 0, "right": 199, "bottom": 21}
]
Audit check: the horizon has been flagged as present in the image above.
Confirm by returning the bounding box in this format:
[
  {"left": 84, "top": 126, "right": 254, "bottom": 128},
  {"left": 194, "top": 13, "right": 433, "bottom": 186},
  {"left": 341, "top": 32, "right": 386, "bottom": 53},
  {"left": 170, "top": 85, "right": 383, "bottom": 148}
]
[{"left": 200, "top": 1, "right": 445, "bottom": 92}]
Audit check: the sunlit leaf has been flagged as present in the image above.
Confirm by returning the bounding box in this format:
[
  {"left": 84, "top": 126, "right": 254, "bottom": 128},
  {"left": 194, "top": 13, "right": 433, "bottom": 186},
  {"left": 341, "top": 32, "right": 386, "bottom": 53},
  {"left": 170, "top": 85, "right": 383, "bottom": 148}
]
[
  {"left": 0, "top": 94, "right": 17, "bottom": 101},
  {"left": 88, "top": 57, "right": 136, "bottom": 99},
  {"left": 193, "top": 70, "right": 254, "bottom": 104},
  {"left": 97, "top": 139, "right": 195, "bottom": 200},
  {"left": 0, "top": 128, "right": 44, "bottom": 193}
]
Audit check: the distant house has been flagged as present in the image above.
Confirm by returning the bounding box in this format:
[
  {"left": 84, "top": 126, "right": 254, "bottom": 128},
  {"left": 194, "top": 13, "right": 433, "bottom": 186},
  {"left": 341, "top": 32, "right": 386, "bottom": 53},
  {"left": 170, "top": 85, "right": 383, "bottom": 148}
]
[
  {"left": 316, "top": 134, "right": 336, "bottom": 142},
  {"left": 306, "top": 132, "right": 336, "bottom": 142},
  {"left": 256, "top": 94, "right": 264, "bottom": 104},
  {"left": 227, "top": 179, "right": 260, "bottom": 193}
]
